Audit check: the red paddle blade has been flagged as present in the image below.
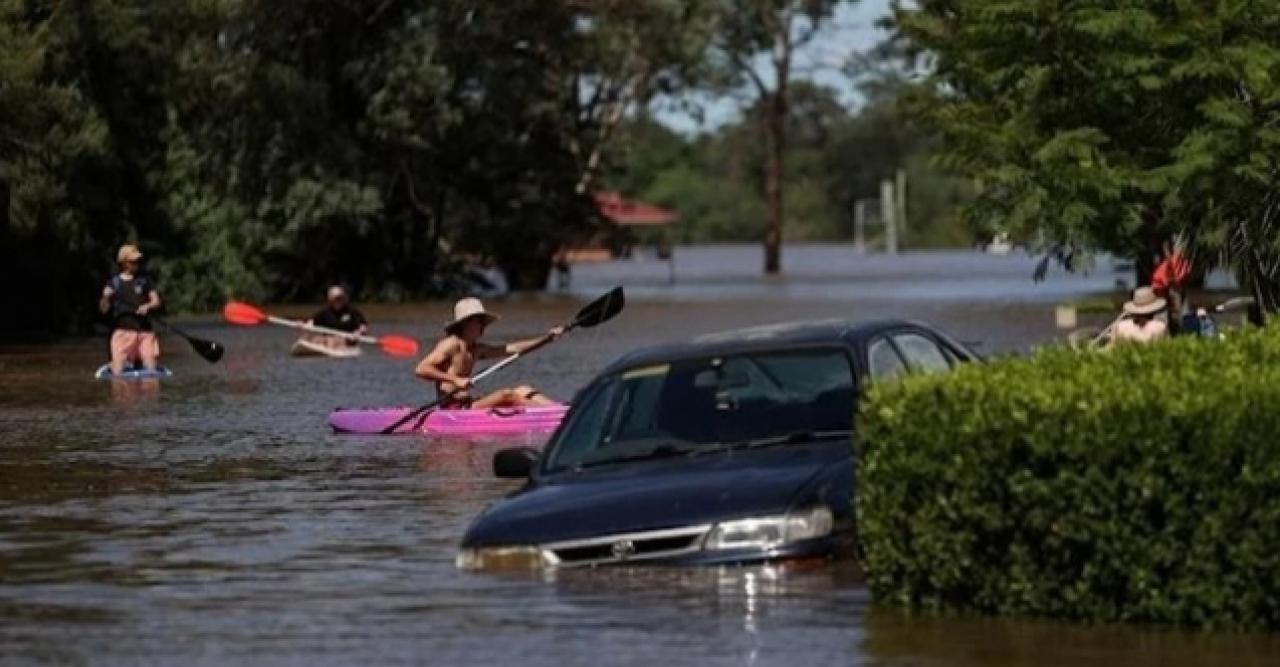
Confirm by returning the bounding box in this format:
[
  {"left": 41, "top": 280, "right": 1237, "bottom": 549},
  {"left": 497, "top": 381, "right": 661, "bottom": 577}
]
[
  {"left": 224, "top": 301, "right": 268, "bottom": 326},
  {"left": 379, "top": 335, "right": 420, "bottom": 357}
]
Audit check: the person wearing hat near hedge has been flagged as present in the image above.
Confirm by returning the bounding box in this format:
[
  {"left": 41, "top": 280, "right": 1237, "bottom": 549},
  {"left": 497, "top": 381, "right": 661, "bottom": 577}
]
[
  {"left": 1110, "top": 286, "right": 1169, "bottom": 346},
  {"left": 414, "top": 297, "right": 564, "bottom": 409},
  {"left": 99, "top": 244, "right": 163, "bottom": 376}
]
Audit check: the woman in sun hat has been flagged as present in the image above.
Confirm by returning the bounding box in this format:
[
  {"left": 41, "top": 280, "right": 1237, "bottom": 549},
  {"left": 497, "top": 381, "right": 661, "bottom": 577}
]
[
  {"left": 1109, "top": 286, "right": 1169, "bottom": 346},
  {"left": 413, "top": 297, "right": 564, "bottom": 409}
]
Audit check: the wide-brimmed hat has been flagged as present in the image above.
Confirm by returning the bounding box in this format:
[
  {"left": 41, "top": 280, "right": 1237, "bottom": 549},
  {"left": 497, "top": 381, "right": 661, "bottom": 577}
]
[
  {"left": 1124, "top": 286, "right": 1167, "bottom": 316},
  {"left": 117, "top": 244, "right": 143, "bottom": 263},
  {"left": 445, "top": 297, "right": 498, "bottom": 332}
]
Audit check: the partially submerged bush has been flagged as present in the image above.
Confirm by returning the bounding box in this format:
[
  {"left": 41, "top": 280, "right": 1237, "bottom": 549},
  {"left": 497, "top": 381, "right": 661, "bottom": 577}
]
[{"left": 856, "top": 327, "right": 1280, "bottom": 629}]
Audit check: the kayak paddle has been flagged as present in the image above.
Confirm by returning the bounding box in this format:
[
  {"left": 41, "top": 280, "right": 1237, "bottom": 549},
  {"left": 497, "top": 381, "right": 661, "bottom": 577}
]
[
  {"left": 222, "top": 301, "right": 420, "bottom": 357},
  {"left": 152, "top": 316, "right": 225, "bottom": 363},
  {"left": 378, "top": 286, "right": 626, "bottom": 435}
]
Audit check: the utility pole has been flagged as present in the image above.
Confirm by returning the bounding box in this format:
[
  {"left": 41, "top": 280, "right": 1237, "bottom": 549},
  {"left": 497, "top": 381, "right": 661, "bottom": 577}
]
[
  {"left": 881, "top": 179, "right": 898, "bottom": 255},
  {"left": 853, "top": 200, "right": 866, "bottom": 254},
  {"left": 895, "top": 169, "right": 908, "bottom": 236}
]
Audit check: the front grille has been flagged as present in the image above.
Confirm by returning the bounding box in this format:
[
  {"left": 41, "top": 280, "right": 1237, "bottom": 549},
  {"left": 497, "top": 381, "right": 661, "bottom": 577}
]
[{"left": 542, "top": 525, "right": 711, "bottom": 567}]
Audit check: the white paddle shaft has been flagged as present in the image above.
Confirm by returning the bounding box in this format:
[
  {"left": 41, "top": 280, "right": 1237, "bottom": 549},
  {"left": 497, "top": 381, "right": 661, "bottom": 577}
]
[
  {"left": 471, "top": 352, "right": 523, "bottom": 385},
  {"left": 266, "top": 315, "right": 378, "bottom": 345}
]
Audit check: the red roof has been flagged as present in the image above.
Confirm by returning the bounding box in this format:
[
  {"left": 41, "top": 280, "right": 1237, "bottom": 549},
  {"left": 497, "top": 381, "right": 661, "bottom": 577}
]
[{"left": 594, "top": 191, "right": 678, "bottom": 226}]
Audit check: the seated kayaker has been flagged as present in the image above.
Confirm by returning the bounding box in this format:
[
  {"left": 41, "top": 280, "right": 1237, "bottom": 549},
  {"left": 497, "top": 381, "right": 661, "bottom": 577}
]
[
  {"left": 1109, "top": 286, "right": 1169, "bottom": 347},
  {"left": 415, "top": 298, "right": 563, "bottom": 409},
  {"left": 304, "top": 285, "right": 368, "bottom": 349},
  {"left": 98, "top": 244, "right": 162, "bottom": 376}
]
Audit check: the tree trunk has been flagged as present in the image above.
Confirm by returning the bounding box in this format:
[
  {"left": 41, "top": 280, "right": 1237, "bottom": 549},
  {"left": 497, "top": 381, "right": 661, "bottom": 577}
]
[
  {"left": 502, "top": 253, "right": 553, "bottom": 292},
  {"left": 763, "top": 91, "right": 785, "bottom": 275}
]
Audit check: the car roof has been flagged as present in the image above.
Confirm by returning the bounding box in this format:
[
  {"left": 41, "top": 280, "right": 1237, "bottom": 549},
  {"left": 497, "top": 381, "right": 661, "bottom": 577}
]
[{"left": 603, "top": 318, "right": 928, "bottom": 372}]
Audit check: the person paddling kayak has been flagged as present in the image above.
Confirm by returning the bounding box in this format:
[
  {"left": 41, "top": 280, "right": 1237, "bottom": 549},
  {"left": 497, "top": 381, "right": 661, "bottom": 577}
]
[
  {"left": 301, "top": 285, "right": 368, "bottom": 351},
  {"left": 98, "top": 244, "right": 163, "bottom": 376},
  {"left": 415, "top": 298, "right": 563, "bottom": 409}
]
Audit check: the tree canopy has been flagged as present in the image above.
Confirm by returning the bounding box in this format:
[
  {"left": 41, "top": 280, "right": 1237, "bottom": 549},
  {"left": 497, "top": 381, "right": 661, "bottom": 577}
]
[
  {"left": 894, "top": 0, "right": 1280, "bottom": 307},
  {"left": 1, "top": 0, "right": 724, "bottom": 334},
  {"left": 3, "top": 0, "right": 971, "bottom": 336},
  {"left": 609, "top": 78, "right": 970, "bottom": 248}
]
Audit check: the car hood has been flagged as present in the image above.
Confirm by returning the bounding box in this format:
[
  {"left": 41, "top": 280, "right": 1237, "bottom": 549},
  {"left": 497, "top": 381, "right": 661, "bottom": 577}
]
[{"left": 461, "top": 442, "right": 851, "bottom": 547}]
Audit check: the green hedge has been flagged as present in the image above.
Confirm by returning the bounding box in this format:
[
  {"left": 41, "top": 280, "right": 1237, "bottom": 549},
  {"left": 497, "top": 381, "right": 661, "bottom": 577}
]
[{"left": 856, "top": 327, "right": 1280, "bottom": 629}]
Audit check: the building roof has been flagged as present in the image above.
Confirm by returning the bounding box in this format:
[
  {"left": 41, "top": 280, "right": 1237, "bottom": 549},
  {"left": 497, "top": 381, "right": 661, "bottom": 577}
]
[{"left": 594, "top": 191, "right": 679, "bottom": 227}]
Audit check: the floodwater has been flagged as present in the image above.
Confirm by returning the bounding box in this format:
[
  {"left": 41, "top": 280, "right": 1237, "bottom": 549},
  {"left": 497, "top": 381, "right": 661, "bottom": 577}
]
[{"left": 1, "top": 245, "right": 1274, "bottom": 666}]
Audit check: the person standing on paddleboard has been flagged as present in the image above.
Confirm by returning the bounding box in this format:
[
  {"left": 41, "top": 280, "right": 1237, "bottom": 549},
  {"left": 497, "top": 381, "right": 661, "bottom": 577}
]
[
  {"left": 415, "top": 298, "right": 563, "bottom": 409},
  {"left": 99, "top": 244, "right": 162, "bottom": 376},
  {"left": 304, "top": 285, "right": 368, "bottom": 349}
]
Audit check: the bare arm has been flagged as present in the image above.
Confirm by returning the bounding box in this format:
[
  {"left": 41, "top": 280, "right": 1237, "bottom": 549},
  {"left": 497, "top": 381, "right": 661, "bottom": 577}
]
[
  {"left": 493, "top": 326, "right": 566, "bottom": 357},
  {"left": 474, "top": 326, "right": 566, "bottom": 359},
  {"left": 99, "top": 285, "right": 114, "bottom": 315},
  {"left": 415, "top": 338, "right": 470, "bottom": 389}
]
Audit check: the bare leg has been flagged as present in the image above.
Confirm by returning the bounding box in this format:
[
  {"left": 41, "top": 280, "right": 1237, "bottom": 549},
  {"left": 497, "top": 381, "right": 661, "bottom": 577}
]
[
  {"left": 471, "top": 385, "right": 553, "bottom": 409},
  {"left": 109, "top": 330, "right": 129, "bottom": 376},
  {"left": 139, "top": 332, "right": 159, "bottom": 371}
]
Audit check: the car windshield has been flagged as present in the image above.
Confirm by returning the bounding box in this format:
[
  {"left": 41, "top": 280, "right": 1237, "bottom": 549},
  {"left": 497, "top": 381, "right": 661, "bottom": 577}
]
[{"left": 545, "top": 348, "right": 855, "bottom": 472}]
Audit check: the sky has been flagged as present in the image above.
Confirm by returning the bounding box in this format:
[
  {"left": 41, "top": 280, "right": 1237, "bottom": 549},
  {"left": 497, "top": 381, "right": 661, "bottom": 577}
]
[{"left": 655, "top": 0, "right": 894, "bottom": 134}]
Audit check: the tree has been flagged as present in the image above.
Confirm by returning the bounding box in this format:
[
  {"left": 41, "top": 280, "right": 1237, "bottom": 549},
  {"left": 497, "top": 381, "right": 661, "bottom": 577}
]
[
  {"left": 711, "top": 0, "right": 853, "bottom": 274},
  {"left": 893, "top": 0, "right": 1280, "bottom": 306},
  {"left": 606, "top": 78, "right": 971, "bottom": 247}
]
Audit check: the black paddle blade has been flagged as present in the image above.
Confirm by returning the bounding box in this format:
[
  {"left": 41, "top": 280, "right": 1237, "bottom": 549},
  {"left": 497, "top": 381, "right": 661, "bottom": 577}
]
[
  {"left": 571, "top": 286, "right": 625, "bottom": 329},
  {"left": 189, "top": 337, "right": 225, "bottom": 363},
  {"left": 155, "top": 316, "right": 226, "bottom": 364}
]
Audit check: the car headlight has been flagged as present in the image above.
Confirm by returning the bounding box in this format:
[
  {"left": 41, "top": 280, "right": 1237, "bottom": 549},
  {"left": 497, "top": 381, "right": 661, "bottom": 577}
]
[
  {"left": 456, "top": 545, "right": 549, "bottom": 571},
  {"left": 703, "top": 506, "right": 834, "bottom": 551}
]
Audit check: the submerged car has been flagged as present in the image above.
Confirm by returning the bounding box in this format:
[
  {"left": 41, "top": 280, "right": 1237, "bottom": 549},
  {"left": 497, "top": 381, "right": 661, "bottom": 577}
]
[{"left": 457, "top": 319, "right": 977, "bottom": 570}]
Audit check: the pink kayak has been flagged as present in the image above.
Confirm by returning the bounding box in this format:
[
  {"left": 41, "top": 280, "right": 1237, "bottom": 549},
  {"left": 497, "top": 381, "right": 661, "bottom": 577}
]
[{"left": 328, "top": 404, "right": 569, "bottom": 437}]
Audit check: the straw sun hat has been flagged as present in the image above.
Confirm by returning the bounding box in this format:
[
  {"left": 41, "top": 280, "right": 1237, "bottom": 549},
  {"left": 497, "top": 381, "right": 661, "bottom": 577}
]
[
  {"left": 1124, "top": 286, "right": 1167, "bottom": 316},
  {"left": 445, "top": 297, "right": 499, "bottom": 332}
]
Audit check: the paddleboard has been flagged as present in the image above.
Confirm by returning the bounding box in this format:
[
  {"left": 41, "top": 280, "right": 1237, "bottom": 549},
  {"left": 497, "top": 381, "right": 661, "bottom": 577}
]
[
  {"left": 94, "top": 364, "right": 173, "bottom": 380},
  {"left": 329, "top": 404, "right": 569, "bottom": 437},
  {"left": 290, "top": 338, "right": 363, "bottom": 359}
]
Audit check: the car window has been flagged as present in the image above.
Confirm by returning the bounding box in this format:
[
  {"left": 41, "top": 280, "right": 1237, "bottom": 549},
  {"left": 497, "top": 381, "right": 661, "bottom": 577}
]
[
  {"left": 893, "top": 332, "right": 953, "bottom": 374},
  {"left": 868, "top": 338, "right": 907, "bottom": 381},
  {"left": 545, "top": 349, "right": 855, "bottom": 472}
]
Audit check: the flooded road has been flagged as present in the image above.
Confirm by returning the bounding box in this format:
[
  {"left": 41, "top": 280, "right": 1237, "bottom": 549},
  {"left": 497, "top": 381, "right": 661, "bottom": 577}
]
[{"left": 2, "top": 246, "right": 1274, "bottom": 666}]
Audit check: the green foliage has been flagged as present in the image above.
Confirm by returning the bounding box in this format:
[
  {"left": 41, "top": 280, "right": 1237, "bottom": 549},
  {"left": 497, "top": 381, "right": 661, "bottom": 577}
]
[
  {"left": 895, "top": 0, "right": 1280, "bottom": 300},
  {"left": 857, "top": 328, "right": 1280, "bottom": 628},
  {"left": 608, "top": 82, "right": 973, "bottom": 245},
  {"left": 1, "top": 0, "right": 711, "bottom": 335}
]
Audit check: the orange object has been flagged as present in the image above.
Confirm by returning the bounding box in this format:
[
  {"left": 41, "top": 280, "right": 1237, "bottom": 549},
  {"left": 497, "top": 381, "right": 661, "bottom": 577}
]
[
  {"left": 376, "top": 335, "right": 420, "bottom": 357},
  {"left": 223, "top": 300, "right": 419, "bottom": 357},
  {"left": 1151, "top": 252, "right": 1191, "bottom": 295},
  {"left": 223, "top": 301, "right": 268, "bottom": 325}
]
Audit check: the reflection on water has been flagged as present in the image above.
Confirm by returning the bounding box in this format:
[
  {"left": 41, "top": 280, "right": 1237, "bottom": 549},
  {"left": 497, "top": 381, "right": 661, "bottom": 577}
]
[
  {"left": 0, "top": 247, "right": 1265, "bottom": 665},
  {"left": 109, "top": 377, "right": 162, "bottom": 406}
]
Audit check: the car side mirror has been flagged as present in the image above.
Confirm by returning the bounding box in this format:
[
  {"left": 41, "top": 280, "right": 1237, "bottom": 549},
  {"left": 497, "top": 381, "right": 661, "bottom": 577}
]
[{"left": 493, "top": 447, "right": 539, "bottom": 479}]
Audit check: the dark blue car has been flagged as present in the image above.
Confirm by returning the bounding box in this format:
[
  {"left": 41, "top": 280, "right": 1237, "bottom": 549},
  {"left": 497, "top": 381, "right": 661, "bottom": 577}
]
[{"left": 457, "top": 319, "right": 977, "bottom": 570}]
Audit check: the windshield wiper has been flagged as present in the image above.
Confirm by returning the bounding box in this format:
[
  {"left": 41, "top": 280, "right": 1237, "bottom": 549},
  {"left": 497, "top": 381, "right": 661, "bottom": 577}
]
[
  {"left": 711, "top": 429, "right": 853, "bottom": 452},
  {"left": 574, "top": 442, "right": 699, "bottom": 470}
]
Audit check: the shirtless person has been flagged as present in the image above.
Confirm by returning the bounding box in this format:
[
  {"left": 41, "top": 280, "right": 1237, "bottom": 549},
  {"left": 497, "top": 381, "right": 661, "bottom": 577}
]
[{"left": 415, "top": 298, "right": 564, "bottom": 409}]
